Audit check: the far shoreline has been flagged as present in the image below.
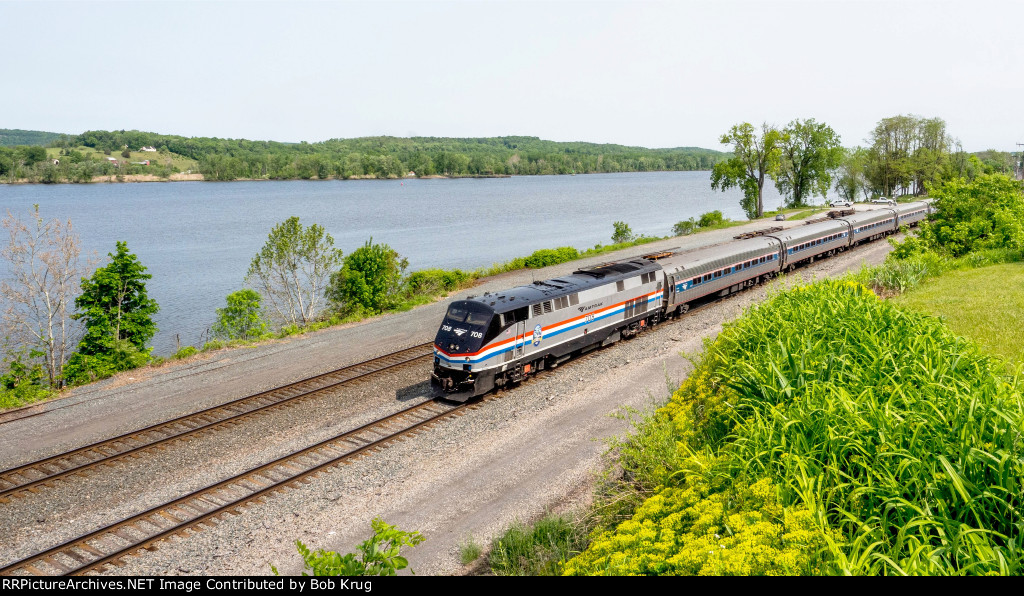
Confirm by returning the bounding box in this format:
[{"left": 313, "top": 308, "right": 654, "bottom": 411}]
[{"left": 0, "top": 169, "right": 714, "bottom": 186}]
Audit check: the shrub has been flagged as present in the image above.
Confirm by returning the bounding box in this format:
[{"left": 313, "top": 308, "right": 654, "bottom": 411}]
[
  {"left": 523, "top": 246, "right": 580, "bottom": 268},
  {"left": 63, "top": 339, "right": 151, "bottom": 385},
  {"left": 920, "top": 174, "right": 1024, "bottom": 257},
  {"left": 673, "top": 219, "right": 697, "bottom": 236},
  {"left": 0, "top": 349, "right": 51, "bottom": 409},
  {"left": 406, "top": 268, "right": 471, "bottom": 296},
  {"left": 273, "top": 518, "right": 423, "bottom": 576},
  {"left": 611, "top": 221, "right": 634, "bottom": 244},
  {"left": 697, "top": 210, "right": 725, "bottom": 228},
  {"left": 327, "top": 239, "right": 408, "bottom": 314},
  {"left": 212, "top": 289, "right": 269, "bottom": 340},
  {"left": 172, "top": 346, "right": 197, "bottom": 360}
]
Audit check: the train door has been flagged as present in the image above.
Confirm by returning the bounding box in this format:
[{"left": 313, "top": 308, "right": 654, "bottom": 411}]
[{"left": 515, "top": 320, "right": 526, "bottom": 358}]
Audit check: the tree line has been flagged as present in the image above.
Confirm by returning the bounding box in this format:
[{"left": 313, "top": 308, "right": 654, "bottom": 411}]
[
  {"left": 711, "top": 114, "right": 1017, "bottom": 218},
  {"left": 0, "top": 130, "right": 729, "bottom": 183}
]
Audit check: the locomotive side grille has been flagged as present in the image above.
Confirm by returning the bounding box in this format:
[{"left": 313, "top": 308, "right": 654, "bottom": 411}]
[
  {"left": 533, "top": 304, "right": 542, "bottom": 317},
  {"left": 543, "top": 301, "right": 552, "bottom": 314}
]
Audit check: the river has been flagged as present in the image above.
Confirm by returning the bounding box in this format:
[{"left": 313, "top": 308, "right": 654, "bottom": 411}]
[{"left": 0, "top": 171, "right": 807, "bottom": 355}]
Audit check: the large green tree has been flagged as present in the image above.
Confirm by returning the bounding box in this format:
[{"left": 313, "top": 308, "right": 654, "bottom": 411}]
[
  {"left": 865, "top": 115, "right": 951, "bottom": 197},
  {"left": 246, "top": 217, "right": 343, "bottom": 326},
  {"left": 64, "top": 241, "right": 158, "bottom": 382},
  {"left": 833, "top": 147, "right": 871, "bottom": 202},
  {"left": 711, "top": 123, "right": 784, "bottom": 219},
  {"left": 775, "top": 119, "right": 843, "bottom": 207}
]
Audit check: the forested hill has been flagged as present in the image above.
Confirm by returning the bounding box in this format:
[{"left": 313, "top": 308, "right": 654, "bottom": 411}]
[
  {"left": 69, "top": 130, "right": 726, "bottom": 180},
  {"left": 0, "top": 129, "right": 64, "bottom": 147}
]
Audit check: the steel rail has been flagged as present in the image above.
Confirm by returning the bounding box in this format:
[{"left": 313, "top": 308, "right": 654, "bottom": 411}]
[
  {"left": 0, "top": 397, "right": 472, "bottom": 576},
  {"left": 0, "top": 343, "right": 434, "bottom": 502}
]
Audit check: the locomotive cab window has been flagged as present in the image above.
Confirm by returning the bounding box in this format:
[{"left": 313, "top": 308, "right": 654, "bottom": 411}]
[
  {"left": 500, "top": 307, "right": 528, "bottom": 327},
  {"left": 492, "top": 306, "right": 529, "bottom": 342},
  {"left": 445, "top": 302, "right": 491, "bottom": 326}
]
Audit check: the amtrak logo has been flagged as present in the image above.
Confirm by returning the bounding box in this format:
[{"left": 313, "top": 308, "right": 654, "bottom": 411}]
[
  {"left": 533, "top": 324, "right": 543, "bottom": 346},
  {"left": 454, "top": 328, "right": 466, "bottom": 336}
]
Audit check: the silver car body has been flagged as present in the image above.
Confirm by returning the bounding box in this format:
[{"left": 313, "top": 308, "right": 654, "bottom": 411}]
[
  {"left": 893, "top": 201, "right": 929, "bottom": 227},
  {"left": 657, "top": 237, "right": 782, "bottom": 312},
  {"left": 842, "top": 208, "right": 898, "bottom": 243},
  {"left": 772, "top": 219, "right": 851, "bottom": 269}
]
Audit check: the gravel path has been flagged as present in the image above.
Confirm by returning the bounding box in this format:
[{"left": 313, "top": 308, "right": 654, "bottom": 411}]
[{"left": 0, "top": 210, "right": 897, "bottom": 576}]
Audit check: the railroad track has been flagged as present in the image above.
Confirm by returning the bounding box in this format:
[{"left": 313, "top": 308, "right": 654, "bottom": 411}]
[
  {"left": 0, "top": 397, "right": 473, "bottom": 576},
  {"left": 0, "top": 343, "right": 434, "bottom": 503}
]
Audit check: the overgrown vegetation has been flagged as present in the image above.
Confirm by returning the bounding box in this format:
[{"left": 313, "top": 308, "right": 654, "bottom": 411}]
[
  {"left": 673, "top": 210, "right": 732, "bottom": 236},
  {"left": 488, "top": 514, "right": 589, "bottom": 576},
  {"left": 212, "top": 289, "right": 269, "bottom": 341},
  {"left": 272, "top": 518, "right": 423, "bottom": 576},
  {"left": 565, "top": 278, "right": 1024, "bottom": 575},
  {"left": 852, "top": 173, "right": 1024, "bottom": 297}
]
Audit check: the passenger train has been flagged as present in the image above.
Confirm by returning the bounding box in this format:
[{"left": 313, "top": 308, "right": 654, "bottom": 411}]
[{"left": 431, "top": 202, "right": 931, "bottom": 401}]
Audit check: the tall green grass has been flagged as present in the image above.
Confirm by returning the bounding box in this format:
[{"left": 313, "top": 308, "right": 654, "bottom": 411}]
[
  {"left": 567, "top": 279, "right": 1024, "bottom": 575},
  {"left": 489, "top": 514, "right": 588, "bottom": 576}
]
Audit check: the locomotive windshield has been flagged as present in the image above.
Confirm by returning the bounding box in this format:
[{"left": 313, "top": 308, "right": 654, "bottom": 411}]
[
  {"left": 444, "top": 302, "right": 491, "bottom": 326},
  {"left": 436, "top": 301, "right": 497, "bottom": 354}
]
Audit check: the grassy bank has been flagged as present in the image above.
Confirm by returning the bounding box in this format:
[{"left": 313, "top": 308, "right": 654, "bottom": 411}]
[
  {"left": 560, "top": 278, "right": 1023, "bottom": 575},
  {"left": 893, "top": 262, "right": 1024, "bottom": 365}
]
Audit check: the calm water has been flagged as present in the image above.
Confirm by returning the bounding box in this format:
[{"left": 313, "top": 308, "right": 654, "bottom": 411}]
[{"left": 0, "top": 172, "right": 805, "bottom": 355}]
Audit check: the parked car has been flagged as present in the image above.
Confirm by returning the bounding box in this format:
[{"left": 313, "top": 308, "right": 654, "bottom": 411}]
[
  {"left": 870, "top": 197, "right": 896, "bottom": 205},
  {"left": 829, "top": 199, "right": 852, "bottom": 208}
]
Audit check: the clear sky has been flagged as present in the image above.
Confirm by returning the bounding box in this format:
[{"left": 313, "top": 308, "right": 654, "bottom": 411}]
[{"left": 4, "top": 0, "right": 1022, "bottom": 152}]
